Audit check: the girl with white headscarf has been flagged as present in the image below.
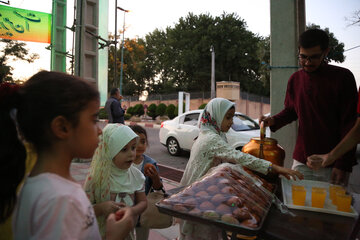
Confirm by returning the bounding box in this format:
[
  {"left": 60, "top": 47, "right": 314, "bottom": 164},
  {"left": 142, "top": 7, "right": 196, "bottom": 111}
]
[
  {"left": 84, "top": 124, "right": 147, "bottom": 239},
  {"left": 180, "top": 98, "right": 302, "bottom": 240}
]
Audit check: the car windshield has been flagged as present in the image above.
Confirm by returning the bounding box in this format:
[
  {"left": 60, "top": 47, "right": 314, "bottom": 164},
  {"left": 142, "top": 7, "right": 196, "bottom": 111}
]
[{"left": 231, "top": 114, "right": 260, "bottom": 131}]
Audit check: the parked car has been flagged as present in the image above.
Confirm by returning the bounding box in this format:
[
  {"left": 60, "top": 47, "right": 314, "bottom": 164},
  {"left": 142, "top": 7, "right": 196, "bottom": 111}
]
[{"left": 159, "top": 110, "right": 268, "bottom": 156}]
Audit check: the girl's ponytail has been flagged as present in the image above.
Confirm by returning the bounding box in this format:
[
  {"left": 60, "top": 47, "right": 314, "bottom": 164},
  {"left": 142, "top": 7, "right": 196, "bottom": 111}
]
[{"left": 0, "top": 83, "right": 26, "bottom": 223}]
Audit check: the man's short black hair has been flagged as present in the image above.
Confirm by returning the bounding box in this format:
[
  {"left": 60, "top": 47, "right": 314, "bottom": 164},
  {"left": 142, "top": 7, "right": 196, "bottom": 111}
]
[
  {"left": 299, "top": 28, "right": 329, "bottom": 50},
  {"left": 110, "top": 88, "right": 119, "bottom": 96}
]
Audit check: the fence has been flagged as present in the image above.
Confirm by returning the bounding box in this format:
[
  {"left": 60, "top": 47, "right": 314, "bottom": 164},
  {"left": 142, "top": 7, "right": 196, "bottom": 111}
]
[
  {"left": 124, "top": 91, "right": 269, "bottom": 103},
  {"left": 122, "top": 91, "right": 270, "bottom": 119}
]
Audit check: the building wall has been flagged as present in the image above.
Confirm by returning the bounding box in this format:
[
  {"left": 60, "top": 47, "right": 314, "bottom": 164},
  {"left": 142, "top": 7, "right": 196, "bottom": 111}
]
[{"left": 122, "top": 98, "right": 270, "bottom": 119}]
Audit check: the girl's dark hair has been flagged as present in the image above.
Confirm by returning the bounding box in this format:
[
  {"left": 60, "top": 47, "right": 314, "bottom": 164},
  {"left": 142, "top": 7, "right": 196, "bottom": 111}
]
[
  {"left": 0, "top": 71, "right": 99, "bottom": 223},
  {"left": 299, "top": 28, "right": 329, "bottom": 50},
  {"left": 129, "top": 124, "right": 148, "bottom": 145}
]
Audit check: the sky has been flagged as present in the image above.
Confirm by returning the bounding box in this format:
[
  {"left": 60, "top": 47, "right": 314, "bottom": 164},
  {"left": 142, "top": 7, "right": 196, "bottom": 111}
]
[{"left": 2, "top": 0, "right": 360, "bottom": 87}]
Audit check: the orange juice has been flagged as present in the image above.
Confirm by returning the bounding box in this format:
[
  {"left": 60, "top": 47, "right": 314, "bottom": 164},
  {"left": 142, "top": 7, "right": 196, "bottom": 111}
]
[
  {"left": 311, "top": 187, "right": 326, "bottom": 208},
  {"left": 292, "top": 185, "right": 306, "bottom": 206},
  {"left": 336, "top": 194, "right": 352, "bottom": 212},
  {"left": 329, "top": 185, "right": 345, "bottom": 205}
]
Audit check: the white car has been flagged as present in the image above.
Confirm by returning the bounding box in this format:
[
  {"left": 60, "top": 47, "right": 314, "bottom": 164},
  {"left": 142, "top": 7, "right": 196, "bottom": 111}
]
[{"left": 159, "top": 110, "right": 266, "bottom": 156}]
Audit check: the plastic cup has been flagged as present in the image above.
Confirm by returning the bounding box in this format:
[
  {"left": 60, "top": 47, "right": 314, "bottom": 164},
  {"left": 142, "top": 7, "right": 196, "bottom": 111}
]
[
  {"left": 292, "top": 185, "right": 306, "bottom": 206},
  {"left": 336, "top": 193, "right": 352, "bottom": 212},
  {"left": 311, "top": 187, "right": 326, "bottom": 208},
  {"left": 329, "top": 185, "right": 345, "bottom": 205},
  {"left": 308, "top": 157, "right": 323, "bottom": 170}
]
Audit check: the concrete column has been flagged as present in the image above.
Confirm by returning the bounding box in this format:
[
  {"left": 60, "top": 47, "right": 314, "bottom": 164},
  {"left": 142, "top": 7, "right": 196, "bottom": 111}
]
[{"left": 270, "top": 0, "right": 305, "bottom": 168}]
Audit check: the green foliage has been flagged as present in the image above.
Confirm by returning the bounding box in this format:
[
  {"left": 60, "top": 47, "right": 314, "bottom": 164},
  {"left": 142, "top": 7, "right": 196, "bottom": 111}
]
[
  {"left": 127, "top": 106, "right": 135, "bottom": 116},
  {"left": 147, "top": 103, "right": 157, "bottom": 120},
  {"left": 133, "top": 104, "right": 145, "bottom": 116},
  {"left": 198, "top": 103, "right": 207, "bottom": 109},
  {"left": 124, "top": 113, "right": 131, "bottom": 120},
  {"left": 166, "top": 104, "right": 176, "bottom": 119},
  {"left": 307, "top": 24, "right": 345, "bottom": 63},
  {"left": 0, "top": 39, "right": 39, "bottom": 83},
  {"left": 156, "top": 103, "right": 167, "bottom": 116},
  {"left": 142, "top": 12, "right": 272, "bottom": 95},
  {"left": 99, "top": 108, "right": 108, "bottom": 119}
]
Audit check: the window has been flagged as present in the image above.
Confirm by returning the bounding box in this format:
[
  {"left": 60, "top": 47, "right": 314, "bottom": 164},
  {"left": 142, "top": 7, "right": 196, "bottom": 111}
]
[
  {"left": 183, "top": 113, "right": 200, "bottom": 126},
  {"left": 231, "top": 114, "right": 259, "bottom": 131}
]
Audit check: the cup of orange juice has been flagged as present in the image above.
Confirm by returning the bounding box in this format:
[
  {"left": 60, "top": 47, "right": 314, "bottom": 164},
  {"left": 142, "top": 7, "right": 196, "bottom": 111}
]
[
  {"left": 311, "top": 187, "right": 326, "bottom": 208},
  {"left": 292, "top": 185, "right": 306, "bottom": 206},
  {"left": 336, "top": 193, "right": 352, "bottom": 212},
  {"left": 329, "top": 185, "right": 345, "bottom": 205}
]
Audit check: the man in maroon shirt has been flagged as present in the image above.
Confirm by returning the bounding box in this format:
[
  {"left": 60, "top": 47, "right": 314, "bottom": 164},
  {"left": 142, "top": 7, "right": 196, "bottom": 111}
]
[{"left": 261, "top": 29, "right": 358, "bottom": 185}]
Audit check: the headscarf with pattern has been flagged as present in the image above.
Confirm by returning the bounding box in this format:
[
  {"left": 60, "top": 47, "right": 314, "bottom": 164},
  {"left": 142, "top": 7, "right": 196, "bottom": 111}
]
[
  {"left": 200, "top": 98, "right": 235, "bottom": 141},
  {"left": 83, "top": 123, "right": 140, "bottom": 237}
]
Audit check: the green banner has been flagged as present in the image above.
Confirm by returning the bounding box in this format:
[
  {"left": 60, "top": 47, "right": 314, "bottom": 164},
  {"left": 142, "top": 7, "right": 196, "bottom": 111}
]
[{"left": 0, "top": 5, "right": 51, "bottom": 43}]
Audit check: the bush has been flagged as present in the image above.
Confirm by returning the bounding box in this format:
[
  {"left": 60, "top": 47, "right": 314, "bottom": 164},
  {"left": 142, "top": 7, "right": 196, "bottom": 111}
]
[
  {"left": 127, "top": 106, "right": 135, "bottom": 116},
  {"left": 156, "top": 103, "right": 167, "bottom": 116},
  {"left": 133, "top": 104, "right": 145, "bottom": 116},
  {"left": 124, "top": 113, "right": 131, "bottom": 120},
  {"left": 198, "top": 103, "right": 207, "bottom": 109},
  {"left": 166, "top": 104, "right": 176, "bottom": 119},
  {"left": 99, "top": 107, "right": 108, "bottom": 119},
  {"left": 147, "top": 103, "right": 157, "bottom": 120}
]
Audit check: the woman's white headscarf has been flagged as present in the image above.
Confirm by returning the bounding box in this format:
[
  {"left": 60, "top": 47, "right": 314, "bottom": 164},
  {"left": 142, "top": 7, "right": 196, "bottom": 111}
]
[
  {"left": 84, "top": 124, "right": 143, "bottom": 237},
  {"left": 200, "top": 98, "right": 235, "bottom": 141}
]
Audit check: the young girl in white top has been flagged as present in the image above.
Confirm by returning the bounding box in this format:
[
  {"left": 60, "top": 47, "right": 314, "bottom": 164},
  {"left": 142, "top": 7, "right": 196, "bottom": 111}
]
[
  {"left": 8, "top": 71, "right": 133, "bottom": 240},
  {"left": 84, "top": 124, "right": 147, "bottom": 239},
  {"left": 180, "top": 97, "right": 303, "bottom": 240}
]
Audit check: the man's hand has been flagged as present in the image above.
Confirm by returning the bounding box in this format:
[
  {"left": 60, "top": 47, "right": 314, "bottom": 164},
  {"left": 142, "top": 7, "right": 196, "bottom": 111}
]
[
  {"left": 259, "top": 115, "right": 275, "bottom": 127},
  {"left": 331, "top": 168, "right": 350, "bottom": 186}
]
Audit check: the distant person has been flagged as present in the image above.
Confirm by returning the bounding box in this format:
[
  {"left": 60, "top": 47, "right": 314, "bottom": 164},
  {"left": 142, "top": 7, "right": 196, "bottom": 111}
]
[
  {"left": 5, "top": 71, "right": 134, "bottom": 239},
  {"left": 261, "top": 28, "right": 358, "bottom": 185},
  {"left": 180, "top": 97, "right": 303, "bottom": 240},
  {"left": 130, "top": 124, "right": 163, "bottom": 240},
  {"left": 84, "top": 124, "right": 147, "bottom": 239},
  {"left": 105, "top": 88, "right": 125, "bottom": 124}
]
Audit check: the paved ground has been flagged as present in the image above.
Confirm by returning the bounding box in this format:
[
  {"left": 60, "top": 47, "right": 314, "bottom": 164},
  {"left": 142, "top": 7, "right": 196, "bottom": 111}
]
[{"left": 70, "top": 162, "right": 182, "bottom": 240}]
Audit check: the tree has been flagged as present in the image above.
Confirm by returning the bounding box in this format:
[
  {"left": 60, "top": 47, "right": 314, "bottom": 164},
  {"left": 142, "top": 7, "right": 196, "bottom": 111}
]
[
  {"left": 346, "top": 10, "right": 360, "bottom": 27},
  {"left": 144, "top": 12, "right": 268, "bottom": 95},
  {"left": 0, "top": 39, "right": 39, "bottom": 83},
  {"left": 108, "top": 36, "right": 153, "bottom": 96}
]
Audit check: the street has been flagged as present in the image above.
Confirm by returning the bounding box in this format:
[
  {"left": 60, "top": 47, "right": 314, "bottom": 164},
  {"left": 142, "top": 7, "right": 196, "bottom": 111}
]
[{"left": 145, "top": 128, "right": 189, "bottom": 170}]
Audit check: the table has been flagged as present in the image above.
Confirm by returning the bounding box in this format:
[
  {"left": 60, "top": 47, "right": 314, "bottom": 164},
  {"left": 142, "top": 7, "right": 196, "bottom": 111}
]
[
  {"left": 165, "top": 182, "right": 359, "bottom": 240},
  {"left": 258, "top": 179, "right": 359, "bottom": 240}
]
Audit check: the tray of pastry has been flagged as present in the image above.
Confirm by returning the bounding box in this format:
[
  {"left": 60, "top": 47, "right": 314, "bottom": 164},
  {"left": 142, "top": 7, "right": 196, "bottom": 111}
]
[{"left": 156, "top": 163, "right": 275, "bottom": 236}]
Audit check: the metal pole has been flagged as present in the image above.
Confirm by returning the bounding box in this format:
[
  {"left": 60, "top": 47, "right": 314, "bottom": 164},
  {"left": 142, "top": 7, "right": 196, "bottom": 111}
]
[
  {"left": 210, "top": 46, "right": 215, "bottom": 99},
  {"left": 114, "top": 0, "right": 117, "bottom": 85},
  {"left": 119, "top": 11, "right": 126, "bottom": 95}
]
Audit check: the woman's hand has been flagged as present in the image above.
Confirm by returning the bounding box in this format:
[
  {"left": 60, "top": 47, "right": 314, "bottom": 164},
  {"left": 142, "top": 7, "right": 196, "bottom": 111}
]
[
  {"left": 106, "top": 207, "right": 134, "bottom": 240},
  {"left": 271, "top": 164, "right": 304, "bottom": 180}
]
